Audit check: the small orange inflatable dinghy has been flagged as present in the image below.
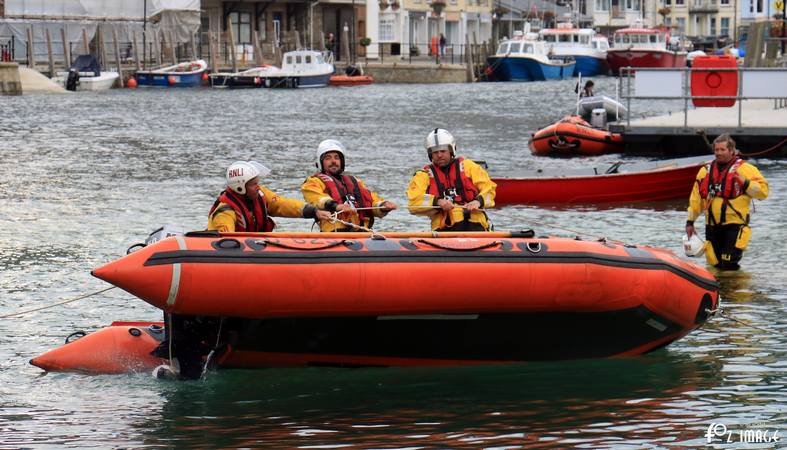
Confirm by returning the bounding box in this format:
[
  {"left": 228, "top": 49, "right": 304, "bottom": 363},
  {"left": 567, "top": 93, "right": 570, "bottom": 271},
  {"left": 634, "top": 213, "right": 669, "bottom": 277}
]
[
  {"left": 329, "top": 74, "right": 374, "bottom": 86},
  {"left": 529, "top": 115, "right": 624, "bottom": 156}
]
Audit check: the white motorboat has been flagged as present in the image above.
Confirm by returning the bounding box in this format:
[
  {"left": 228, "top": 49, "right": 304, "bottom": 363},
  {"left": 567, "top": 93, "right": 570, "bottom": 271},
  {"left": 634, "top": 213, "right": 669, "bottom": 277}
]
[
  {"left": 53, "top": 54, "right": 119, "bottom": 91},
  {"left": 577, "top": 95, "right": 628, "bottom": 120},
  {"left": 211, "top": 50, "right": 334, "bottom": 88},
  {"left": 539, "top": 23, "right": 610, "bottom": 76}
]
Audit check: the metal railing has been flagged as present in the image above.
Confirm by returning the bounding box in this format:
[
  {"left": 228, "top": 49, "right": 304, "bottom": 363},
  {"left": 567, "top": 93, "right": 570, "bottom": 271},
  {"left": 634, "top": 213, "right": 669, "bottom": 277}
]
[{"left": 618, "top": 66, "right": 787, "bottom": 129}]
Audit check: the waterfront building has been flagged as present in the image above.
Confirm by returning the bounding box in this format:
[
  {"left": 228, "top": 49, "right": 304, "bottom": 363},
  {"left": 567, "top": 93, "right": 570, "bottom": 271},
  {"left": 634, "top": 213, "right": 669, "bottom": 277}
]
[
  {"left": 589, "top": 0, "right": 660, "bottom": 35},
  {"left": 660, "top": 0, "right": 737, "bottom": 48}
]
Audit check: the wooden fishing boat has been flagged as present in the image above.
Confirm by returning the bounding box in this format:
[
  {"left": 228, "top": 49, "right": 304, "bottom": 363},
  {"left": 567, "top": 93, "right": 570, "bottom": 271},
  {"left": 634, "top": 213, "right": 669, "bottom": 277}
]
[
  {"left": 135, "top": 59, "right": 207, "bottom": 87},
  {"left": 30, "top": 230, "right": 718, "bottom": 374},
  {"left": 493, "top": 155, "right": 710, "bottom": 206},
  {"left": 530, "top": 115, "right": 624, "bottom": 156}
]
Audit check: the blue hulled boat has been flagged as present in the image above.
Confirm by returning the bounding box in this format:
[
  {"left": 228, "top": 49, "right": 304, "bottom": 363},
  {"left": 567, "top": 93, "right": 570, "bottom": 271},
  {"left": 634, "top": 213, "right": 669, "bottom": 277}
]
[
  {"left": 135, "top": 59, "right": 207, "bottom": 87},
  {"left": 539, "top": 24, "right": 610, "bottom": 77},
  {"left": 486, "top": 31, "right": 575, "bottom": 82}
]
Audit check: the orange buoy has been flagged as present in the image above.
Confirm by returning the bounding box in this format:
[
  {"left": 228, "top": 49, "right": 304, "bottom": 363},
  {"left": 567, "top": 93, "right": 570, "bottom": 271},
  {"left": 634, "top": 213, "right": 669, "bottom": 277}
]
[
  {"left": 167, "top": 75, "right": 177, "bottom": 85},
  {"left": 126, "top": 77, "right": 138, "bottom": 88},
  {"left": 202, "top": 72, "right": 209, "bottom": 81}
]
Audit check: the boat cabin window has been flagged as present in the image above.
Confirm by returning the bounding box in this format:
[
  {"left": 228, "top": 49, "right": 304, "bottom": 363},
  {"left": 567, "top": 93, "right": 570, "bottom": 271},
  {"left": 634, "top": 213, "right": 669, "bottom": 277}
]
[
  {"left": 543, "top": 34, "right": 557, "bottom": 42},
  {"left": 559, "top": 34, "right": 572, "bottom": 42},
  {"left": 305, "top": 55, "right": 312, "bottom": 64},
  {"left": 316, "top": 54, "right": 324, "bottom": 63},
  {"left": 650, "top": 35, "right": 658, "bottom": 43},
  {"left": 286, "top": 55, "right": 293, "bottom": 64},
  {"left": 580, "top": 35, "right": 590, "bottom": 44},
  {"left": 497, "top": 42, "right": 510, "bottom": 54},
  {"left": 523, "top": 43, "right": 534, "bottom": 53},
  {"left": 296, "top": 55, "right": 302, "bottom": 64}
]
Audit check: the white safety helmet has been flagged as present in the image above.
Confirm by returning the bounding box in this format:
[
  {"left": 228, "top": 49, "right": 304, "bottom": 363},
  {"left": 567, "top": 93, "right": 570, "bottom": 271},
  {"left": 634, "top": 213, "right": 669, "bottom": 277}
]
[
  {"left": 425, "top": 128, "right": 456, "bottom": 159},
  {"left": 682, "top": 233, "right": 706, "bottom": 257},
  {"left": 316, "top": 139, "right": 346, "bottom": 172},
  {"left": 226, "top": 160, "right": 268, "bottom": 195}
]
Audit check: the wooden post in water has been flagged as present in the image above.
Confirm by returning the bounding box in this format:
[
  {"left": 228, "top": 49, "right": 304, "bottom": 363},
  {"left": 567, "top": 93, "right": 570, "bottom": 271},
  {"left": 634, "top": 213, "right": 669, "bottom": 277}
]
[
  {"left": 208, "top": 30, "right": 217, "bottom": 72},
  {"left": 319, "top": 31, "right": 326, "bottom": 51},
  {"left": 112, "top": 29, "right": 124, "bottom": 87},
  {"left": 82, "top": 28, "right": 89, "bottom": 54},
  {"left": 227, "top": 17, "right": 237, "bottom": 72},
  {"left": 153, "top": 30, "right": 162, "bottom": 66},
  {"left": 294, "top": 30, "right": 302, "bottom": 50},
  {"left": 168, "top": 31, "right": 176, "bottom": 64},
  {"left": 132, "top": 30, "right": 141, "bottom": 71},
  {"left": 472, "top": 32, "right": 479, "bottom": 81},
  {"left": 342, "top": 24, "right": 351, "bottom": 63},
  {"left": 61, "top": 28, "right": 71, "bottom": 68},
  {"left": 26, "top": 27, "right": 35, "bottom": 68},
  {"left": 98, "top": 27, "right": 108, "bottom": 69},
  {"left": 191, "top": 34, "right": 198, "bottom": 61},
  {"left": 253, "top": 30, "right": 263, "bottom": 66},
  {"left": 45, "top": 28, "right": 54, "bottom": 76}
]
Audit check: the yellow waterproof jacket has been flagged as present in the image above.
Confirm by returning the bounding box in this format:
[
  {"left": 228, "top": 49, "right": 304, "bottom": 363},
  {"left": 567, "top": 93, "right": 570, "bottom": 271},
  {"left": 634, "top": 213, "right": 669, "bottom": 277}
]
[
  {"left": 407, "top": 158, "right": 496, "bottom": 231},
  {"left": 208, "top": 185, "right": 309, "bottom": 232},
  {"left": 301, "top": 175, "right": 388, "bottom": 232},
  {"left": 687, "top": 161, "right": 769, "bottom": 226}
]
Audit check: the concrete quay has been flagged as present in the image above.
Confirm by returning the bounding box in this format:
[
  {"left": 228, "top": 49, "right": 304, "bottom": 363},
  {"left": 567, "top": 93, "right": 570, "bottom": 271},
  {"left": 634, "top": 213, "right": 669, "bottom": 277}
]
[{"left": 614, "top": 100, "right": 787, "bottom": 157}]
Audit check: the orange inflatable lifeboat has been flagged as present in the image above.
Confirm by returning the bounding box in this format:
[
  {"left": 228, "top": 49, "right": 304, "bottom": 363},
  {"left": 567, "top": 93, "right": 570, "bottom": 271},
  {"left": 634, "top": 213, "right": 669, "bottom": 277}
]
[
  {"left": 690, "top": 55, "right": 737, "bottom": 107},
  {"left": 329, "top": 74, "right": 374, "bottom": 86},
  {"left": 24, "top": 230, "right": 719, "bottom": 374},
  {"left": 530, "top": 115, "right": 624, "bottom": 157}
]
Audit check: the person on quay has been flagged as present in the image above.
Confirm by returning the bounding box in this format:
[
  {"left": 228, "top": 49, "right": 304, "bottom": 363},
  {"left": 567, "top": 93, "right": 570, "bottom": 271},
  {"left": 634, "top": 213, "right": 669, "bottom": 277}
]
[
  {"left": 301, "top": 139, "right": 396, "bottom": 232},
  {"left": 209, "top": 160, "right": 332, "bottom": 232},
  {"left": 407, "top": 128, "right": 496, "bottom": 232},
  {"left": 686, "top": 133, "right": 769, "bottom": 270}
]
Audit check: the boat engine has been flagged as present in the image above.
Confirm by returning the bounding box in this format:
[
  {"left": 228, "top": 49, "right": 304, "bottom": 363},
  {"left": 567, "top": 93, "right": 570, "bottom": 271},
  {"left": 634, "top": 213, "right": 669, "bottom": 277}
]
[
  {"left": 65, "top": 69, "right": 80, "bottom": 91},
  {"left": 591, "top": 108, "right": 607, "bottom": 129}
]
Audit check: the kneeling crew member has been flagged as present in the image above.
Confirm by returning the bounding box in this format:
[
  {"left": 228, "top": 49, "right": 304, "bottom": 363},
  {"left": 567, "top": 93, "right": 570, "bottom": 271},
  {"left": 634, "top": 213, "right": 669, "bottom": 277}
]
[
  {"left": 209, "top": 160, "right": 331, "bottom": 232},
  {"left": 407, "top": 128, "right": 496, "bottom": 232},
  {"left": 301, "top": 139, "right": 396, "bottom": 232},
  {"left": 686, "top": 134, "right": 769, "bottom": 270}
]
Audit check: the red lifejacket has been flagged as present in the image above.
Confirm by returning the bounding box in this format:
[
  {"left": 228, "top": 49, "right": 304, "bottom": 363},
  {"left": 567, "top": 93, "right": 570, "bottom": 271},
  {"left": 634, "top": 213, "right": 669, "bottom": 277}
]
[
  {"left": 209, "top": 188, "right": 275, "bottom": 232},
  {"left": 698, "top": 157, "right": 747, "bottom": 225},
  {"left": 698, "top": 157, "right": 745, "bottom": 200},
  {"left": 424, "top": 157, "right": 479, "bottom": 204},
  {"left": 315, "top": 173, "right": 375, "bottom": 226}
]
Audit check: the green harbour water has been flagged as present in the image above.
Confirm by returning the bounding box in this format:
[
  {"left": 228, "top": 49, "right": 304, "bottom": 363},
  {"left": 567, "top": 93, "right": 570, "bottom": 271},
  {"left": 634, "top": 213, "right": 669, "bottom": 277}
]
[{"left": 1, "top": 79, "right": 785, "bottom": 448}]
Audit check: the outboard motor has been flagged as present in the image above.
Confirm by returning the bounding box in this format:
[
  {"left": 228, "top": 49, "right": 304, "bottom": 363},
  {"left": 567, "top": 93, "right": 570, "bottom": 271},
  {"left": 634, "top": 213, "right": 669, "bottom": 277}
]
[
  {"left": 591, "top": 108, "right": 607, "bottom": 129},
  {"left": 345, "top": 64, "right": 361, "bottom": 76},
  {"left": 65, "top": 69, "right": 79, "bottom": 91}
]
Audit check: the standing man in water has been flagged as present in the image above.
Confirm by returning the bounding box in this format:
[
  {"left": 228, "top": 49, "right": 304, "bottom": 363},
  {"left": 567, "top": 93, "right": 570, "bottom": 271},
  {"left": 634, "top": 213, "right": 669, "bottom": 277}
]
[
  {"left": 686, "top": 134, "right": 769, "bottom": 270},
  {"left": 407, "top": 128, "right": 495, "bottom": 232},
  {"left": 302, "top": 139, "right": 396, "bottom": 232}
]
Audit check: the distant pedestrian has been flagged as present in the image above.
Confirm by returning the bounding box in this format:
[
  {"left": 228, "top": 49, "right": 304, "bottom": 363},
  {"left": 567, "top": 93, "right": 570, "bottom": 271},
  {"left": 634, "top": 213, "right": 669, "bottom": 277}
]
[{"left": 439, "top": 33, "right": 446, "bottom": 58}]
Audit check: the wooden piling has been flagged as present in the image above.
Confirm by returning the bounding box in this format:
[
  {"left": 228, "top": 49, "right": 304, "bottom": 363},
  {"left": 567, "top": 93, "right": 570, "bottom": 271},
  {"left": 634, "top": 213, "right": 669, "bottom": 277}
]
[
  {"left": 45, "top": 28, "right": 54, "bottom": 76},
  {"left": 98, "top": 27, "right": 108, "bottom": 69},
  {"left": 26, "top": 27, "right": 35, "bottom": 68},
  {"left": 342, "top": 25, "right": 350, "bottom": 63},
  {"left": 227, "top": 17, "right": 237, "bottom": 72},
  {"left": 294, "top": 30, "right": 302, "bottom": 50},
  {"left": 253, "top": 30, "right": 263, "bottom": 66},
  {"left": 82, "top": 28, "right": 89, "bottom": 54},
  {"left": 319, "top": 31, "right": 326, "bottom": 51},
  {"left": 61, "top": 28, "right": 71, "bottom": 68},
  {"left": 208, "top": 30, "right": 217, "bottom": 73},
  {"left": 132, "top": 29, "right": 141, "bottom": 71},
  {"left": 112, "top": 29, "right": 124, "bottom": 87},
  {"left": 191, "top": 34, "right": 198, "bottom": 61},
  {"left": 154, "top": 30, "right": 162, "bottom": 66},
  {"left": 168, "top": 31, "right": 176, "bottom": 64}
]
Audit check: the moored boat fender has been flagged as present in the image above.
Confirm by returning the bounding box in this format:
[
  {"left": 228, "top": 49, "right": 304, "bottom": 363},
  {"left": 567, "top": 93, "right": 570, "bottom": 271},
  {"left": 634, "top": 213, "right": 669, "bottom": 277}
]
[{"left": 30, "top": 322, "right": 166, "bottom": 374}]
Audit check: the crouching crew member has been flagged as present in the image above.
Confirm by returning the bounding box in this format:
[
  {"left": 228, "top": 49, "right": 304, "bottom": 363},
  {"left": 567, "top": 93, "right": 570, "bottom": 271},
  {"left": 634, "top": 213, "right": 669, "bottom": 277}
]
[
  {"left": 209, "top": 160, "right": 332, "bottom": 232},
  {"left": 407, "top": 128, "right": 496, "bottom": 232},
  {"left": 686, "top": 134, "right": 769, "bottom": 270},
  {"left": 301, "top": 139, "right": 396, "bottom": 232}
]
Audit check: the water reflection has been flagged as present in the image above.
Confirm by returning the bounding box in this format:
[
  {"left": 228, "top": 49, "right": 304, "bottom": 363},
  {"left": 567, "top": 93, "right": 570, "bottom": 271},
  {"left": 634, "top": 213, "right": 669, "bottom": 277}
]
[{"left": 139, "top": 353, "right": 719, "bottom": 447}]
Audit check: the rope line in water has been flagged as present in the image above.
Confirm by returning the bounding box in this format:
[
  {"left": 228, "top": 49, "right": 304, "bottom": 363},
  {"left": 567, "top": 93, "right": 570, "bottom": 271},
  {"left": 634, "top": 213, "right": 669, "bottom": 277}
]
[
  {"left": 0, "top": 286, "right": 116, "bottom": 319},
  {"left": 705, "top": 307, "right": 779, "bottom": 336}
]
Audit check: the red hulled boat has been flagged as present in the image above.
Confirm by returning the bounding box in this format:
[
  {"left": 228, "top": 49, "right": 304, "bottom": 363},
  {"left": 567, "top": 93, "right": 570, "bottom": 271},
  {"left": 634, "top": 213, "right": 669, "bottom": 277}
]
[
  {"left": 493, "top": 155, "right": 709, "bottom": 206},
  {"left": 606, "top": 25, "right": 687, "bottom": 75}
]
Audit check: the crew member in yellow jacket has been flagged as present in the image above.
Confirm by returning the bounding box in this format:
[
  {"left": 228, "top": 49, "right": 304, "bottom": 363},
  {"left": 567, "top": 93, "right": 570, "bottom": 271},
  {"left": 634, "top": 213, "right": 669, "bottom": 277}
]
[
  {"left": 686, "top": 134, "right": 769, "bottom": 270},
  {"left": 407, "top": 128, "right": 496, "bottom": 231},
  {"left": 209, "top": 160, "right": 332, "bottom": 232},
  {"left": 301, "top": 139, "right": 397, "bottom": 232}
]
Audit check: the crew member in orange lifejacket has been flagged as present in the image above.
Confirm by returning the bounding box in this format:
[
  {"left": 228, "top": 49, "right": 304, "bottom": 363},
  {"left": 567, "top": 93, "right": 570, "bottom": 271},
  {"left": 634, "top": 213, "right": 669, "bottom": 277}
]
[
  {"left": 407, "top": 128, "right": 496, "bottom": 232},
  {"left": 301, "top": 139, "right": 396, "bottom": 232},
  {"left": 686, "top": 134, "right": 769, "bottom": 270},
  {"left": 209, "top": 160, "right": 332, "bottom": 232}
]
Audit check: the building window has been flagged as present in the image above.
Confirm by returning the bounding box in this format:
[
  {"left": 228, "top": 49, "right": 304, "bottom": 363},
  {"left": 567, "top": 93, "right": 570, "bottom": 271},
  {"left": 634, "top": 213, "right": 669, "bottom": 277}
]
[
  {"left": 710, "top": 17, "right": 716, "bottom": 35},
  {"left": 595, "top": 0, "right": 610, "bottom": 11},
  {"left": 379, "top": 18, "right": 394, "bottom": 41},
  {"left": 675, "top": 0, "right": 684, "bottom": 5},
  {"left": 756, "top": 0, "right": 763, "bottom": 12},
  {"left": 721, "top": 17, "right": 729, "bottom": 35},
  {"left": 720, "top": 0, "right": 729, "bottom": 4},
  {"left": 677, "top": 17, "right": 685, "bottom": 32},
  {"left": 229, "top": 11, "right": 252, "bottom": 44}
]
